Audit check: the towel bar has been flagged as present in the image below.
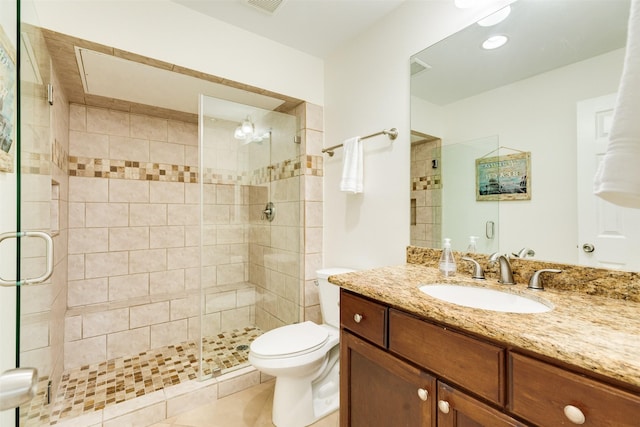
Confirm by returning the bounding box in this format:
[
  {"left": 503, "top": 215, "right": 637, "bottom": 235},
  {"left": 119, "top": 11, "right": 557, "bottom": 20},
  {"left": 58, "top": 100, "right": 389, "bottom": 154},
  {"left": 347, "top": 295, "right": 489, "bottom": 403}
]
[{"left": 322, "top": 128, "right": 398, "bottom": 156}]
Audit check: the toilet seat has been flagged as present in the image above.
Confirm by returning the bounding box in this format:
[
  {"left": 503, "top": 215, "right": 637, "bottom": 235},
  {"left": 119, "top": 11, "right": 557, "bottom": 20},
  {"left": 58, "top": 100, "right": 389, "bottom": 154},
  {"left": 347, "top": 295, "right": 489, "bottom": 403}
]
[{"left": 251, "top": 321, "right": 329, "bottom": 359}]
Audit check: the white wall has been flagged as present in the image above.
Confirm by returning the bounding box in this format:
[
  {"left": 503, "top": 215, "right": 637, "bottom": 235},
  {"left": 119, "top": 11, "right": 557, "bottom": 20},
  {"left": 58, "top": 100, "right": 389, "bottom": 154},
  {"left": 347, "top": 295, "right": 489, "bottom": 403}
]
[
  {"left": 0, "top": 1, "right": 17, "bottom": 424},
  {"left": 323, "top": 0, "right": 512, "bottom": 270},
  {"left": 30, "top": 0, "right": 324, "bottom": 106}
]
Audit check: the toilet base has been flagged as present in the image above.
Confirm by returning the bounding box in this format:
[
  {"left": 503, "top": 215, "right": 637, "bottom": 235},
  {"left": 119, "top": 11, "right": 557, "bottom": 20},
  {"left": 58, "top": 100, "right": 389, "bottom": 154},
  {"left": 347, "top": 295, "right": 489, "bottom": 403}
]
[{"left": 271, "top": 346, "right": 340, "bottom": 427}]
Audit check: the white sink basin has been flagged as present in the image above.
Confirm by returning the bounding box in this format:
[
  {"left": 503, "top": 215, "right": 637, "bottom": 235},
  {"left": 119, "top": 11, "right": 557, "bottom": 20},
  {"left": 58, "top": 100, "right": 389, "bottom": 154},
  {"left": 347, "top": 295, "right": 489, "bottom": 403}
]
[{"left": 418, "top": 284, "right": 552, "bottom": 313}]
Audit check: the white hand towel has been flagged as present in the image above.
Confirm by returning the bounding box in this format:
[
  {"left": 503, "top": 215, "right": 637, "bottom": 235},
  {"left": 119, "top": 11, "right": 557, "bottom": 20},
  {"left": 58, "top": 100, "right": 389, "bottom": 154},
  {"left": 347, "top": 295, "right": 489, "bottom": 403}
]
[
  {"left": 594, "top": 0, "right": 640, "bottom": 208},
  {"left": 340, "top": 136, "right": 363, "bottom": 193}
]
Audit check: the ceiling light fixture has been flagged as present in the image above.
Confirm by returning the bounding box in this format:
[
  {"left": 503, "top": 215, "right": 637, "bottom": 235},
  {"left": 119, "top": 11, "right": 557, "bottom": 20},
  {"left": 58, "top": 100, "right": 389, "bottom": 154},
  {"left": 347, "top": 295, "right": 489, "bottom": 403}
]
[
  {"left": 477, "top": 5, "right": 511, "bottom": 27},
  {"left": 235, "top": 115, "right": 255, "bottom": 140},
  {"left": 482, "top": 35, "right": 508, "bottom": 50}
]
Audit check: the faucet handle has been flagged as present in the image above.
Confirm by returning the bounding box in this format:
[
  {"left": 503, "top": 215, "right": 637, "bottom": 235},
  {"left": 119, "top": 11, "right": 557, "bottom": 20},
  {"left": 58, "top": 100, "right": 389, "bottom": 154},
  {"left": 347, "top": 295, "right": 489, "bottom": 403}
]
[
  {"left": 512, "top": 248, "right": 535, "bottom": 258},
  {"left": 528, "top": 269, "right": 562, "bottom": 290},
  {"left": 489, "top": 252, "right": 509, "bottom": 263},
  {"left": 461, "top": 257, "right": 485, "bottom": 280}
]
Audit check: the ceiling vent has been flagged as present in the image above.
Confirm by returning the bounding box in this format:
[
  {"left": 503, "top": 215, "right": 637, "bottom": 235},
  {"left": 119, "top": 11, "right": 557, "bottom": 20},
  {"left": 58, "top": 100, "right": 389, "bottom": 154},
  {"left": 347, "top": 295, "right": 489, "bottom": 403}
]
[{"left": 243, "top": 0, "right": 286, "bottom": 15}]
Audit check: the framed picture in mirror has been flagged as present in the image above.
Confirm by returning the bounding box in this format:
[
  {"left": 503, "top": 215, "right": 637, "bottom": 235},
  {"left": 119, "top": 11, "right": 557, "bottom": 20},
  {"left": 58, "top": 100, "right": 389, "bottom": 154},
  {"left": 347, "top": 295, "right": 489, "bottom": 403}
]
[
  {"left": 0, "top": 24, "right": 16, "bottom": 173},
  {"left": 476, "top": 152, "right": 530, "bottom": 201}
]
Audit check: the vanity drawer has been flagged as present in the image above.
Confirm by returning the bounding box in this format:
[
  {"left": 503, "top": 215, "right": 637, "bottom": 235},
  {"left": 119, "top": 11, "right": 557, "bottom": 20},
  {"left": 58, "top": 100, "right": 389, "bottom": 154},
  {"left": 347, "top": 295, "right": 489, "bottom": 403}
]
[
  {"left": 340, "top": 291, "right": 387, "bottom": 348},
  {"left": 388, "top": 309, "right": 505, "bottom": 406},
  {"left": 510, "top": 352, "right": 640, "bottom": 426}
]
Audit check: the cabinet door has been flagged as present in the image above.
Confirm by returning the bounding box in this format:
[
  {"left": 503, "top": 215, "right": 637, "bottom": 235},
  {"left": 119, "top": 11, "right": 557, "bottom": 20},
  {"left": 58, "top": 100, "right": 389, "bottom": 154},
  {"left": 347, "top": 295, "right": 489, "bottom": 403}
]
[
  {"left": 341, "top": 330, "right": 436, "bottom": 427},
  {"left": 436, "top": 382, "right": 527, "bottom": 427}
]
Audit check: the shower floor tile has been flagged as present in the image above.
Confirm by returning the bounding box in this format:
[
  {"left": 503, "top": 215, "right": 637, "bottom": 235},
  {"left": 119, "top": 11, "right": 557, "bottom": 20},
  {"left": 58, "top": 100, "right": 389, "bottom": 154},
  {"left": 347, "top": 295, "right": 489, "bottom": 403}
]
[{"left": 20, "top": 326, "right": 262, "bottom": 426}]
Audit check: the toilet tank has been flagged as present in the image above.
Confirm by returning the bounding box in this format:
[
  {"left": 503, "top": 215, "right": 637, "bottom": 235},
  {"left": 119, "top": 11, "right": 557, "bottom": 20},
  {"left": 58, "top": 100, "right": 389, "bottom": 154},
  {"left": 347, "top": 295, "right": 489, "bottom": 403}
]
[{"left": 317, "top": 268, "right": 355, "bottom": 328}]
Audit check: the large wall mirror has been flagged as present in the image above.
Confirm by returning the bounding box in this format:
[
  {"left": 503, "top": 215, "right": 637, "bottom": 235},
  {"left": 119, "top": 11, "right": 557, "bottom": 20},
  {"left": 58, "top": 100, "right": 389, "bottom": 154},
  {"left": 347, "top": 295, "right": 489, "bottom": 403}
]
[{"left": 410, "top": 0, "right": 640, "bottom": 271}]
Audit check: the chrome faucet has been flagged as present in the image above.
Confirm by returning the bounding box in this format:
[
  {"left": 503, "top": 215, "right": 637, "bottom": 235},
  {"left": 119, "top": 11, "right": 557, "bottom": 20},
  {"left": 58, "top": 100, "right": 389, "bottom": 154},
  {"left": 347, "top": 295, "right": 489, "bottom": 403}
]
[
  {"left": 489, "top": 253, "right": 515, "bottom": 285},
  {"left": 512, "top": 247, "right": 535, "bottom": 259}
]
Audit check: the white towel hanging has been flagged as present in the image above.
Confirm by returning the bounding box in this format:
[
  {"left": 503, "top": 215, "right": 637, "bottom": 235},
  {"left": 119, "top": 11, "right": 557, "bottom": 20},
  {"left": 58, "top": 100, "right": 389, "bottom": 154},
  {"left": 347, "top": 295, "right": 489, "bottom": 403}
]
[
  {"left": 594, "top": 0, "right": 640, "bottom": 208},
  {"left": 340, "top": 136, "right": 363, "bottom": 193}
]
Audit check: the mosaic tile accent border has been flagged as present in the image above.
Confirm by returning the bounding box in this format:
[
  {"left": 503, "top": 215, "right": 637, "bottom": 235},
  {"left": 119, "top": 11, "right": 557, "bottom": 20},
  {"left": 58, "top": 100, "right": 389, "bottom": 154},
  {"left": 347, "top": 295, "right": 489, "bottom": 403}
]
[
  {"left": 306, "top": 155, "right": 323, "bottom": 177},
  {"left": 249, "top": 155, "right": 323, "bottom": 185},
  {"left": 20, "top": 327, "right": 262, "bottom": 426},
  {"left": 201, "top": 168, "right": 244, "bottom": 185},
  {"left": 69, "top": 156, "right": 198, "bottom": 183},
  {"left": 412, "top": 174, "right": 442, "bottom": 191},
  {"left": 69, "top": 154, "right": 323, "bottom": 185},
  {"left": 21, "top": 151, "right": 52, "bottom": 175}
]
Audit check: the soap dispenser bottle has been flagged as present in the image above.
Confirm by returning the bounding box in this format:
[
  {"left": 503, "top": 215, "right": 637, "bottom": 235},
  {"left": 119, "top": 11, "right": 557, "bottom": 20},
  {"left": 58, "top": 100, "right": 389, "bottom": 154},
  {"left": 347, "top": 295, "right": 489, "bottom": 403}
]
[
  {"left": 467, "top": 236, "right": 478, "bottom": 253},
  {"left": 439, "top": 238, "right": 457, "bottom": 277}
]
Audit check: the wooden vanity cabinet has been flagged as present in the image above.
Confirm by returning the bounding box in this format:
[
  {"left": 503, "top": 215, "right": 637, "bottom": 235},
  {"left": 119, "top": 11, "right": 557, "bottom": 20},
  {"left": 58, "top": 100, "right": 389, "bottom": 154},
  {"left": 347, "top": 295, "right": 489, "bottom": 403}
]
[
  {"left": 340, "top": 290, "right": 516, "bottom": 427},
  {"left": 340, "top": 330, "right": 436, "bottom": 427},
  {"left": 340, "top": 290, "right": 639, "bottom": 427}
]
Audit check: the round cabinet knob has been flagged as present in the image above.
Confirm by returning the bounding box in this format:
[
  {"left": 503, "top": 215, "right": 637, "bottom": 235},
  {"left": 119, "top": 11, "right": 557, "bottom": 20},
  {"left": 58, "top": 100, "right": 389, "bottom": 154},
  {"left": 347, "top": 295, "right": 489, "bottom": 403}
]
[
  {"left": 563, "top": 405, "right": 586, "bottom": 425},
  {"left": 438, "top": 400, "right": 450, "bottom": 414},
  {"left": 353, "top": 313, "right": 363, "bottom": 323},
  {"left": 417, "top": 388, "right": 429, "bottom": 401}
]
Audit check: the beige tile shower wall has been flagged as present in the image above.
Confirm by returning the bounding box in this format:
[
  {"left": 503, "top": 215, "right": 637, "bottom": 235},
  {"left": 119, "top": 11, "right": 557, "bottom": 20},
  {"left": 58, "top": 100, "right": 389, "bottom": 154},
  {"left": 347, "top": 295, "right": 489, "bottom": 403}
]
[
  {"left": 19, "top": 43, "right": 70, "bottom": 399},
  {"left": 200, "top": 180, "right": 254, "bottom": 335},
  {"left": 199, "top": 117, "right": 254, "bottom": 336},
  {"left": 250, "top": 177, "right": 302, "bottom": 331},
  {"left": 64, "top": 104, "right": 206, "bottom": 370},
  {"left": 410, "top": 139, "right": 442, "bottom": 248},
  {"left": 248, "top": 102, "right": 326, "bottom": 332},
  {"left": 300, "top": 103, "right": 324, "bottom": 325}
]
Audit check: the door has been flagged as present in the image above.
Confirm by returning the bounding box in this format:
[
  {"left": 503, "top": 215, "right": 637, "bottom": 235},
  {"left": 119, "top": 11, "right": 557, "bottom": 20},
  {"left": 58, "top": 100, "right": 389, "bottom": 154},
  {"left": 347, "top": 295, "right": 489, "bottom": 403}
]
[
  {"left": 577, "top": 94, "right": 640, "bottom": 270},
  {"left": 0, "top": 4, "right": 20, "bottom": 424},
  {"left": 1, "top": 9, "right": 56, "bottom": 423}
]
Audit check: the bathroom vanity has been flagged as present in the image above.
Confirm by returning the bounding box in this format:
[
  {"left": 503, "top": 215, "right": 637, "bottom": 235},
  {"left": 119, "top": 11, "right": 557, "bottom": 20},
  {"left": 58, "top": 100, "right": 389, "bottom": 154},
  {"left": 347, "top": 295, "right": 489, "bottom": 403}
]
[{"left": 333, "top": 262, "right": 640, "bottom": 426}]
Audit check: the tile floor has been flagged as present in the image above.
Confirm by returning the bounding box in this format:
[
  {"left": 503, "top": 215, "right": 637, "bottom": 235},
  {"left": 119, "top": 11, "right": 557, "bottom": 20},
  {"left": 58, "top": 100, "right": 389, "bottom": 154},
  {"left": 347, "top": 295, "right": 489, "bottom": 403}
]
[
  {"left": 20, "top": 327, "right": 262, "bottom": 426},
  {"left": 149, "top": 380, "right": 340, "bottom": 427}
]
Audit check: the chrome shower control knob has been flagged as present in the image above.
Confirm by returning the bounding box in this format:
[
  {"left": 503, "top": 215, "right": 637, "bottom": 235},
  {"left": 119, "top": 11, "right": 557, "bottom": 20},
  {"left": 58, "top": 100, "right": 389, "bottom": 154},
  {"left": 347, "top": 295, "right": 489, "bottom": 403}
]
[
  {"left": 563, "top": 405, "right": 586, "bottom": 424},
  {"left": 353, "top": 313, "right": 363, "bottom": 323},
  {"left": 417, "top": 388, "right": 429, "bottom": 401},
  {"left": 438, "top": 400, "right": 450, "bottom": 414}
]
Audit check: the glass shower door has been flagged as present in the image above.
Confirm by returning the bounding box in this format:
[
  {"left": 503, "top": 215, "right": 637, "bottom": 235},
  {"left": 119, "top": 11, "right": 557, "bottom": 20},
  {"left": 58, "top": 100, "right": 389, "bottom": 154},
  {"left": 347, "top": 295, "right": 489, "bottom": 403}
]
[
  {"left": 198, "top": 94, "right": 300, "bottom": 379},
  {"left": 0, "top": 10, "right": 56, "bottom": 423}
]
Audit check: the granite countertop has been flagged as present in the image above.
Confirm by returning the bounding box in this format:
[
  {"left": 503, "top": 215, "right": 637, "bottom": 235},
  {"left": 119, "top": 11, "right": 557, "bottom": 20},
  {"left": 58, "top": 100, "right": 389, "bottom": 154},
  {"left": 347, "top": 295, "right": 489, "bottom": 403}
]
[{"left": 329, "top": 263, "right": 640, "bottom": 390}]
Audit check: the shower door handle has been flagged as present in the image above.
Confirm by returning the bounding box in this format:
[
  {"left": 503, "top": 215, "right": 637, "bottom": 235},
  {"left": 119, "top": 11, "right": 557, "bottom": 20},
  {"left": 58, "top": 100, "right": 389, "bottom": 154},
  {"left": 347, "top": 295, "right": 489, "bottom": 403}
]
[{"left": 0, "top": 231, "right": 54, "bottom": 287}]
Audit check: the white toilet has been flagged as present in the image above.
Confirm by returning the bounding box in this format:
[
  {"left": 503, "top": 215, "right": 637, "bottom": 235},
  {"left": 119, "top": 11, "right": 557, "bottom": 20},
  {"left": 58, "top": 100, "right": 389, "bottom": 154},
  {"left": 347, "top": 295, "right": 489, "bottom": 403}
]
[{"left": 249, "top": 267, "right": 355, "bottom": 427}]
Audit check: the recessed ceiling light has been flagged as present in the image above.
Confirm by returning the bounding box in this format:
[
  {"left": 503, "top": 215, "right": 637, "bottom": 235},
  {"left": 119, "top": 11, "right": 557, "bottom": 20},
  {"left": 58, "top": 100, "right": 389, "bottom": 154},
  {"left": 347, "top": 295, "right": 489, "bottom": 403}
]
[
  {"left": 482, "top": 35, "right": 508, "bottom": 50},
  {"left": 478, "top": 5, "right": 511, "bottom": 27}
]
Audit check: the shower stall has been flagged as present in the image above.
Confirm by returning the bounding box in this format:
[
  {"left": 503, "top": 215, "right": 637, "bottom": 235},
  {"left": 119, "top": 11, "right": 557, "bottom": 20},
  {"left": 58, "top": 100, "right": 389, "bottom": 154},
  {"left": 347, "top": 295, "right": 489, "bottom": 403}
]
[
  {"left": 14, "top": 20, "right": 309, "bottom": 424},
  {"left": 197, "top": 95, "right": 301, "bottom": 378}
]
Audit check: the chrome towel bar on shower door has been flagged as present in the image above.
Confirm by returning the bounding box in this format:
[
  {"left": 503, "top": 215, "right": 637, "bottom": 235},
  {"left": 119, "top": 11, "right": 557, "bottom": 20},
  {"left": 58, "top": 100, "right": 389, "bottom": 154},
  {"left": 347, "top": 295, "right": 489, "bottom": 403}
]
[
  {"left": 0, "top": 231, "right": 54, "bottom": 286},
  {"left": 322, "top": 127, "right": 398, "bottom": 156}
]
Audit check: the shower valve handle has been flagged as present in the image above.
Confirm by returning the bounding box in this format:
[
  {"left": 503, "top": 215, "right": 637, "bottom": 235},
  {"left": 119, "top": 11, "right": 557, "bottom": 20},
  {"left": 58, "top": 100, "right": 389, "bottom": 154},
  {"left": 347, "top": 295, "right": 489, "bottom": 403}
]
[{"left": 262, "top": 202, "right": 275, "bottom": 222}]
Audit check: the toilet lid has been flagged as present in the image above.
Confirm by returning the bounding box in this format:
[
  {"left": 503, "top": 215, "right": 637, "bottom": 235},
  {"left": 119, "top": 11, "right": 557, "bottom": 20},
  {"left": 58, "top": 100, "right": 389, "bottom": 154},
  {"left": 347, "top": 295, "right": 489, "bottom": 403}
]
[{"left": 251, "top": 321, "right": 329, "bottom": 358}]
